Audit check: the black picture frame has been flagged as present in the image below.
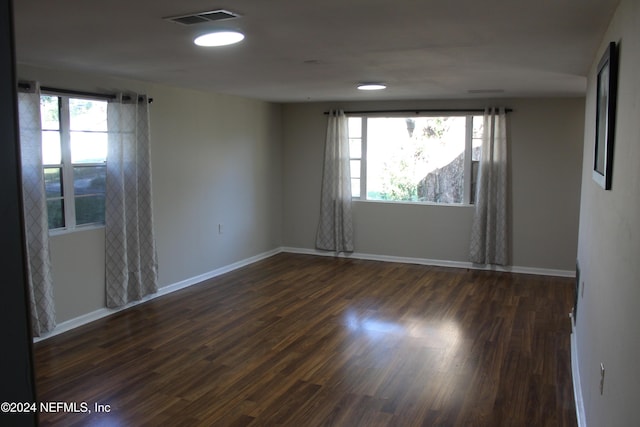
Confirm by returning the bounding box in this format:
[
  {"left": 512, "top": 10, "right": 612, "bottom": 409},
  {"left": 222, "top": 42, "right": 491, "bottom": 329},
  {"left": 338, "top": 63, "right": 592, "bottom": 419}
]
[
  {"left": 573, "top": 261, "right": 580, "bottom": 326},
  {"left": 593, "top": 41, "right": 618, "bottom": 190}
]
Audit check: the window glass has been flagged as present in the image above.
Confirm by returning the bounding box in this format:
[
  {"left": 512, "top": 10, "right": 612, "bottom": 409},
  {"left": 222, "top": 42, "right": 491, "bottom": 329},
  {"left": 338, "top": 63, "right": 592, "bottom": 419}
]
[
  {"left": 69, "top": 99, "right": 108, "bottom": 131},
  {"left": 349, "top": 114, "right": 482, "bottom": 205},
  {"left": 350, "top": 160, "right": 361, "bottom": 179},
  {"left": 349, "top": 138, "right": 361, "bottom": 158},
  {"left": 350, "top": 159, "right": 361, "bottom": 198},
  {"left": 42, "top": 131, "right": 62, "bottom": 164},
  {"left": 40, "top": 95, "right": 108, "bottom": 230},
  {"left": 75, "top": 195, "right": 105, "bottom": 226},
  {"left": 348, "top": 117, "right": 361, "bottom": 138},
  {"left": 73, "top": 166, "right": 106, "bottom": 196},
  {"left": 366, "top": 116, "right": 465, "bottom": 203},
  {"left": 40, "top": 96, "right": 59, "bottom": 130},
  {"left": 472, "top": 115, "right": 483, "bottom": 162},
  {"left": 73, "top": 164, "right": 106, "bottom": 226},
  {"left": 73, "top": 165, "right": 106, "bottom": 226},
  {"left": 44, "top": 167, "right": 63, "bottom": 198},
  {"left": 70, "top": 131, "right": 107, "bottom": 163},
  {"left": 351, "top": 179, "right": 360, "bottom": 198},
  {"left": 46, "top": 199, "right": 64, "bottom": 229}
]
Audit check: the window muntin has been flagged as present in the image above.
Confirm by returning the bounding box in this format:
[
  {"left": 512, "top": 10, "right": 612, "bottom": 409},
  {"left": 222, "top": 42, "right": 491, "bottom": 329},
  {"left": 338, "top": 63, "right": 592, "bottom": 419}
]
[
  {"left": 43, "top": 167, "right": 64, "bottom": 229},
  {"left": 349, "top": 114, "right": 482, "bottom": 205},
  {"left": 40, "top": 95, "right": 108, "bottom": 230},
  {"left": 470, "top": 115, "right": 484, "bottom": 204},
  {"left": 348, "top": 116, "right": 363, "bottom": 198}
]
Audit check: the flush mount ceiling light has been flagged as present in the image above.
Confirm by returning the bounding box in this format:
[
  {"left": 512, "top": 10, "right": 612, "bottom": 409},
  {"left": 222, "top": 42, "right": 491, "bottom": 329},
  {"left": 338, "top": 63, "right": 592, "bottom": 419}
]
[
  {"left": 194, "top": 31, "right": 245, "bottom": 47},
  {"left": 357, "top": 83, "right": 387, "bottom": 91}
]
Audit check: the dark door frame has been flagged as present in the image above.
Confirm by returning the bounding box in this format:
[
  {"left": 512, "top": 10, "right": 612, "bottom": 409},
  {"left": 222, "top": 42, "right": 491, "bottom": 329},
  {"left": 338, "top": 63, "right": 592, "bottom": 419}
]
[{"left": 0, "top": 0, "right": 38, "bottom": 425}]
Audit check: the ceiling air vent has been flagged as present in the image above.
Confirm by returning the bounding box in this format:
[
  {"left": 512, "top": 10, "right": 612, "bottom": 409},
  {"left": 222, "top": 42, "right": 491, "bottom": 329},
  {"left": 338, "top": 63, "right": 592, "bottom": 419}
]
[{"left": 165, "top": 9, "right": 241, "bottom": 26}]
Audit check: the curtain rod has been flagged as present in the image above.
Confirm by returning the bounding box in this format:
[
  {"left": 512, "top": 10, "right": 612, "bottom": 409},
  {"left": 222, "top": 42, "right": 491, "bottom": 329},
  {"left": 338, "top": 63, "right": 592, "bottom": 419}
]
[
  {"left": 17, "top": 82, "right": 153, "bottom": 104},
  {"left": 323, "top": 108, "right": 513, "bottom": 115}
]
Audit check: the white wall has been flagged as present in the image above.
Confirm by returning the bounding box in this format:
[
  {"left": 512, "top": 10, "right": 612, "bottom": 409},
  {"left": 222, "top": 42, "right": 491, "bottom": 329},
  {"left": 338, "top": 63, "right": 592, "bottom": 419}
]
[
  {"left": 48, "top": 228, "right": 105, "bottom": 321},
  {"left": 576, "top": 0, "right": 640, "bottom": 425},
  {"left": 282, "top": 98, "right": 584, "bottom": 272},
  {"left": 18, "top": 65, "right": 283, "bottom": 323}
]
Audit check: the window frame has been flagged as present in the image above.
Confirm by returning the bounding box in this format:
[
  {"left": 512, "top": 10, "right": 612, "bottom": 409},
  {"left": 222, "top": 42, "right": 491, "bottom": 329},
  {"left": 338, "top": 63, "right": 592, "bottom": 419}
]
[
  {"left": 349, "top": 112, "right": 482, "bottom": 206},
  {"left": 41, "top": 94, "right": 108, "bottom": 233}
]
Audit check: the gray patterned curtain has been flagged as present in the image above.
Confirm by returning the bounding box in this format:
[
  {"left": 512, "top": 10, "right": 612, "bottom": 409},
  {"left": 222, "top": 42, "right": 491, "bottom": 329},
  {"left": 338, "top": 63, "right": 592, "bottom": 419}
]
[
  {"left": 18, "top": 84, "right": 56, "bottom": 336},
  {"left": 316, "top": 110, "right": 354, "bottom": 253},
  {"left": 469, "top": 107, "right": 508, "bottom": 265},
  {"left": 105, "top": 94, "right": 158, "bottom": 308}
]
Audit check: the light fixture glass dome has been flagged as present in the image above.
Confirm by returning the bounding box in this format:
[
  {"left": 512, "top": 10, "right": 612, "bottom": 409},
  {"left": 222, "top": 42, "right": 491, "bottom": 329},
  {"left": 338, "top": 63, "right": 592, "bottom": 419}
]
[
  {"left": 357, "top": 83, "right": 387, "bottom": 90},
  {"left": 194, "top": 31, "right": 245, "bottom": 47}
]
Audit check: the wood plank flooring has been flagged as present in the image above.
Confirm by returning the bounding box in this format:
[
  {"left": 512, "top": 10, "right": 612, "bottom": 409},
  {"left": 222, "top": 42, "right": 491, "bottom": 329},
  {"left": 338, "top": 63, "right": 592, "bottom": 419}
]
[{"left": 34, "top": 253, "right": 577, "bottom": 426}]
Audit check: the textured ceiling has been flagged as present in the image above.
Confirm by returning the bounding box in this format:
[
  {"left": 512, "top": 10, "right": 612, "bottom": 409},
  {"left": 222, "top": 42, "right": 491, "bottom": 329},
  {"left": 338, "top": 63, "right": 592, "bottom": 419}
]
[{"left": 13, "top": 0, "right": 619, "bottom": 102}]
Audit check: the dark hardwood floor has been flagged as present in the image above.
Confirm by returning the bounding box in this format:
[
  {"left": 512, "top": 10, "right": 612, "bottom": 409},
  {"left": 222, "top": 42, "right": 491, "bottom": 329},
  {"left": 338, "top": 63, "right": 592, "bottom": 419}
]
[{"left": 34, "top": 253, "right": 577, "bottom": 426}]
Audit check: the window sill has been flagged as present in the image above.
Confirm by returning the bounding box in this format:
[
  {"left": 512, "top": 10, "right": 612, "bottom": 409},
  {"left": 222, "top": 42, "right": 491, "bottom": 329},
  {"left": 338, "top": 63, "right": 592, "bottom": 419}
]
[
  {"left": 352, "top": 199, "right": 475, "bottom": 208},
  {"left": 49, "top": 224, "right": 105, "bottom": 237}
]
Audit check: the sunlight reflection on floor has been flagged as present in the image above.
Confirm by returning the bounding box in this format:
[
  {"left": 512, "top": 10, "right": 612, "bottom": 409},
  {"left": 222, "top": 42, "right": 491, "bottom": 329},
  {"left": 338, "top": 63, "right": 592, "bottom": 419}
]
[{"left": 343, "top": 309, "right": 462, "bottom": 350}]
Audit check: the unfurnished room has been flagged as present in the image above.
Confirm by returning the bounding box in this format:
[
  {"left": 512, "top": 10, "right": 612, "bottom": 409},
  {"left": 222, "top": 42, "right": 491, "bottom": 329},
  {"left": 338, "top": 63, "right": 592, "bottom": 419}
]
[{"left": 1, "top": 0, "right": 639, "bottom": 426}]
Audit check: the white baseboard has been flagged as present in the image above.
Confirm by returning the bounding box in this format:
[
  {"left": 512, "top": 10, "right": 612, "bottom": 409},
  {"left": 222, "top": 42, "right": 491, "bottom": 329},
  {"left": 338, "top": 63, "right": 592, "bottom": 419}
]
[
  {"left": 280, "top": 247, "right": 575, "bottom": 278},
  {"left": 33, "top": 248, "right": 282, "bottom": 342},
  {"left": 158, "top": 248, "right": 282, "bottom": 296},
  {"left": 571, "top": 323, "right": 587, "bottom": 427},
  {"left": 34, "top": 246, "right": 573, "bottom": 342}
]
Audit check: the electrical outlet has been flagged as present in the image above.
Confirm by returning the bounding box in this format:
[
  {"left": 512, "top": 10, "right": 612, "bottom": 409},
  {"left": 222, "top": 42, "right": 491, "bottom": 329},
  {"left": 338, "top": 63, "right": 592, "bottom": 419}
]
[
  {"left": 600, "top": 363, "right": 605, "bottom": 395},
  {"left": 218, "top": 223, "right": 223, "bottom": 234}
]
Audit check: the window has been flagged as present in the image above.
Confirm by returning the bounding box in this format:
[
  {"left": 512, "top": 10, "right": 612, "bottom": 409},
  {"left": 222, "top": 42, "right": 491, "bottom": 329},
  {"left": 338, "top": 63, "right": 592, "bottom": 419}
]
[
  {"left": 40, "top": 95, "right": 108, "bottom": 230},
  {"left": 349, "top": 114, "right": 483, "bottom": 204}
]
